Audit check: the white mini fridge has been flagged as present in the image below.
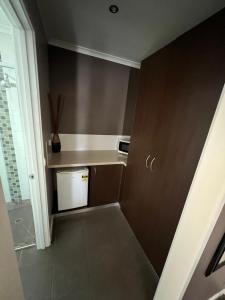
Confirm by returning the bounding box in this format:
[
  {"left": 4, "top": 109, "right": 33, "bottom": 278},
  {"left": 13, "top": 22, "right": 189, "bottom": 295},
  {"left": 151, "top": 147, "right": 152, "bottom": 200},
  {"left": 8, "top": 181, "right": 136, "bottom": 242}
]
[{"left": 57, "top": 168, "right": 89, "bottom": 211}]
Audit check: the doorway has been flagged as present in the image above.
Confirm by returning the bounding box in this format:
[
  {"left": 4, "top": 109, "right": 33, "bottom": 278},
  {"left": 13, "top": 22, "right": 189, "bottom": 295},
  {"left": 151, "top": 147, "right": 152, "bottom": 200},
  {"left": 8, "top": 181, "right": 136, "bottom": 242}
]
[
  {"left": 0, "top": 0, "right": 50, "bottom": 250},
  {"left": 0, "top": 7, "right": 35, "bottom": 249}
]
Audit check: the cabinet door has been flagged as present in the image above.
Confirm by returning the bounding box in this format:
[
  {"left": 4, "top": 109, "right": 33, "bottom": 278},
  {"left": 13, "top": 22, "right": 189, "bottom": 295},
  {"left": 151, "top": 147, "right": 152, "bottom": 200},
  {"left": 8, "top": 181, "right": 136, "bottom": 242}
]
[
  {"left": 128, "top": 44, "right": 179, "bottom": 274},
  {"left": 143, "top": 36, "right": 225, "bottom": 274},
  {"left": 89, "top": 165, "right": 123, "bottom": 207},
  {"left": 121, "top": 46, "right": 172, "bottom": 250},
  {"left": 122, "top": 23, "right": 225, "bottom": 276}
]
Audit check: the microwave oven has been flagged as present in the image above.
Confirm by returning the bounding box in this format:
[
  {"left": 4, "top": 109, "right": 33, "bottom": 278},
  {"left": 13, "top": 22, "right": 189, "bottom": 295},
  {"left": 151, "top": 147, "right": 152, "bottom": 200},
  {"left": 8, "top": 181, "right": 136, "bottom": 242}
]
[{"left": 118, "top": 139, "right": 130, "bottom": 155}]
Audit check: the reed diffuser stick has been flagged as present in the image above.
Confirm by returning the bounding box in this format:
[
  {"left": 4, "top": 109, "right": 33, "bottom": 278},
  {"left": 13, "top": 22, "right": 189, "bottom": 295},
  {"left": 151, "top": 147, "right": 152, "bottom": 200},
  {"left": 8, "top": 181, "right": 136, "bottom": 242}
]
[
  {"left": 48, "top": 93, "right": 64, "bottom": 133},
  {"left": 48, "top": 93, "right": 65, "bottom": 153}
]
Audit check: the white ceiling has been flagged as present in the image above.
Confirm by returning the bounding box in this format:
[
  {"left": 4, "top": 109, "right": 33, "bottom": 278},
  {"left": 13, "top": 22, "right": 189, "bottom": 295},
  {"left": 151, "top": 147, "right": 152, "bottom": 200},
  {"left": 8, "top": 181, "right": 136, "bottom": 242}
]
[{"left": 36, "top": 0, "right": 225, "bottom": 63}]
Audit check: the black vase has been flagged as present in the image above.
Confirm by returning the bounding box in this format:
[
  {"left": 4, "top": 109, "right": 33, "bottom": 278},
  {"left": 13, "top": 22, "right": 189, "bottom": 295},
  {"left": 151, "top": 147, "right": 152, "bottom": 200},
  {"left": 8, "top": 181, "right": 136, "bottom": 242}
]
[{"left": 52, "top": 133, "right": 61, "bottom": 153}]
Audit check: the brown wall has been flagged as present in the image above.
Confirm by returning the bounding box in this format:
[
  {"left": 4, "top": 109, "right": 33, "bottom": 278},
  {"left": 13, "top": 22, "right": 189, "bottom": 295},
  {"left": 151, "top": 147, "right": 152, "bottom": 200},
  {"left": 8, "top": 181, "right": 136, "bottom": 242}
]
[
  {"left": 22, "top": 0, "right": 53, "bottom": 216},
  {"left": 184, "top": 204, "right": 225, "bottom": 300},
  {"left": 48, "top": 45, "right": 138, "bottom": 135},
  {"left": 123, "top": 68, "right": 140, "bottom": 135}
]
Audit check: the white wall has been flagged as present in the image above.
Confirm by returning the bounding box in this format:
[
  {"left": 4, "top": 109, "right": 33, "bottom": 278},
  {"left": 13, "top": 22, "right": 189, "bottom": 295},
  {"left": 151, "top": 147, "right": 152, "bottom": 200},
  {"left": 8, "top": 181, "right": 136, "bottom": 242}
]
[
  {"left": 154, "top": 85, "right": 225, "bottom": 299},
  {"left": 58, "top": 134, "right": 130, "bottom": 151}
]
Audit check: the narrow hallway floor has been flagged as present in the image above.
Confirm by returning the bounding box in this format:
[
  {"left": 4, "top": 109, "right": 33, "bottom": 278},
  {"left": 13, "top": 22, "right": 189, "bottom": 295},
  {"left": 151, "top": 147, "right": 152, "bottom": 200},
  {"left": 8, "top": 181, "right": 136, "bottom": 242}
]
[{"left": 17, "top": 206, "right": 158, "bottom": 300}]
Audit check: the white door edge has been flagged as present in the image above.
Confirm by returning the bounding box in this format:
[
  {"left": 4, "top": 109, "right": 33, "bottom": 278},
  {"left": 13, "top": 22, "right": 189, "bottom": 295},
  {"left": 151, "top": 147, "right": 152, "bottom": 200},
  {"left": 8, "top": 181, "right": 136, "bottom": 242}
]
[{"left": 0, "top": 0, "right": 50, "bottom": 249}]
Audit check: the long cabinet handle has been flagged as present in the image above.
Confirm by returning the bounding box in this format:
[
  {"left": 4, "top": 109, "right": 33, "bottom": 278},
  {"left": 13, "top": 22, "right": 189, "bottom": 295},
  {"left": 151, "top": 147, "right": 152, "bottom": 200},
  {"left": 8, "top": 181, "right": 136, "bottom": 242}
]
[
  {"left": 145, "top": 154, "right": 151, "bottom": 168},
  {"left": 150, "top": 157, "right": 156, "bottom": 172}
]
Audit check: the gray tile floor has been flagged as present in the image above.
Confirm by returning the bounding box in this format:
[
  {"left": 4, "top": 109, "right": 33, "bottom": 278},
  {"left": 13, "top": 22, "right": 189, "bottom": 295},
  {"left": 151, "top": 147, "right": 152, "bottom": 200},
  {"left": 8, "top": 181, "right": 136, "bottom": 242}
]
[
  {"left": 17, "top": 206, "right": 158, "bottom": 300},
  {"left": 8, "top": 201, "right": 35, "bottom": 248}
]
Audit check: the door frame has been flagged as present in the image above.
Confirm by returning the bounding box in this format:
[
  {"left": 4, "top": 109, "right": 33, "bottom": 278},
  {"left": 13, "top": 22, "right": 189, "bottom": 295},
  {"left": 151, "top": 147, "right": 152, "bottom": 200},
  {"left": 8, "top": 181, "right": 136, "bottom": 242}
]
[{"left": 0, "top": 0, "right": 50, "bottom": 249}]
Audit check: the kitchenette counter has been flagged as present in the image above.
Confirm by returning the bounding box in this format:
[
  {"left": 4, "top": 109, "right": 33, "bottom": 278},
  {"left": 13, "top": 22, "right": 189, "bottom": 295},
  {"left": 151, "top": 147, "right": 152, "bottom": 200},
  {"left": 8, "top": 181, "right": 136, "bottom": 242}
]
[{"left": 47, "top": 150, "right": 127, "bottom": 168}]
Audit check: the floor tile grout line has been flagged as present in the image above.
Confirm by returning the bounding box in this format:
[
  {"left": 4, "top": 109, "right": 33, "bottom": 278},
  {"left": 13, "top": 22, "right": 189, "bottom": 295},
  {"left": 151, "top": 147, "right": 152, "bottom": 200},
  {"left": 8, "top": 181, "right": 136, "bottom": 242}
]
[
  {"left": 82, "top": 219, "right": 96, "bottom": 300},
  {"left": 18, "top": 249, "right": 23, "bottom": 267},
  {"left": 51, "top": 264, "right": 55, "bottom": 300},
  {"left": 51, "top": 220, "right": 57, "bottom": 300}
]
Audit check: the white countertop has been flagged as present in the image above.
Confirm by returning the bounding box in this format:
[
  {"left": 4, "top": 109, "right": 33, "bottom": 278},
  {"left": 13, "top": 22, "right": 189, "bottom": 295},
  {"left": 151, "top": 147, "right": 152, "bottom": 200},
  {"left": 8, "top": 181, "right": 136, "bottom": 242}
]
[{"left": 47, "top": 150, "right": 127, "bottom": 168}]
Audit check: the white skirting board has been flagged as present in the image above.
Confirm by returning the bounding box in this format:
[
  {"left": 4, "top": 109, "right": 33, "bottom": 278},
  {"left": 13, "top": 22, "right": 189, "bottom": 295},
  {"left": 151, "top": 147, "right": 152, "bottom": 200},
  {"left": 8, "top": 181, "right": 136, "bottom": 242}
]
[
  {"left": 53, "top": 202, "right": 120, "bottom": 219},
  {"left": 57, "top": 134, "right": 130, "bottom": 151},
  {"left": 208, "top": 289, "right": 225, "bottom": 300}
]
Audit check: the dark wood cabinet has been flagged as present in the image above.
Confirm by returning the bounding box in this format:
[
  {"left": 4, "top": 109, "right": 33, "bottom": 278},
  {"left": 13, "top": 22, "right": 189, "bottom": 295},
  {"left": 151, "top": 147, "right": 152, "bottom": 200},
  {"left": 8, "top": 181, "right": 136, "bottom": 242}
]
[
  {"left": 121, "top": 10, "right": 225, "bottom": 276},
  {"left": 89, "top": 165, "right": 124, "bottom": 207}
]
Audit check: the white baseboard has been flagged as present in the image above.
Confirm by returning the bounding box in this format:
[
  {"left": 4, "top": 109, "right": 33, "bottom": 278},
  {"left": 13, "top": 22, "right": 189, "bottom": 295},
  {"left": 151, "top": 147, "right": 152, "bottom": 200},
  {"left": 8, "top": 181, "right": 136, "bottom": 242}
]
[
  {"left": 53, "top": 202, "right": 120, "bottom": 218},
  {"left": 208, "top": 289, "right": 225, "bottom": 300}
]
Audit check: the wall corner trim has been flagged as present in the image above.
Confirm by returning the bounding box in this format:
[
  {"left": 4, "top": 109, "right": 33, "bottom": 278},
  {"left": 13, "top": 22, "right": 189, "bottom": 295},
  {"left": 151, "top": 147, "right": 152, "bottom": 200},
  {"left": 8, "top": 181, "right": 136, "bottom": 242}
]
[{"left": 48, "top": 38, "right": 141, "bottom": 69}]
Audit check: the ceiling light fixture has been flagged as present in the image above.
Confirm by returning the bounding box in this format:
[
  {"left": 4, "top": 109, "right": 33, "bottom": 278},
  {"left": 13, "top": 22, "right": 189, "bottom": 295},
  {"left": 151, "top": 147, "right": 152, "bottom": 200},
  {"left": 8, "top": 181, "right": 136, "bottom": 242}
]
[{"left": 109, "top": 5, "right": 119, "bottom": 14}]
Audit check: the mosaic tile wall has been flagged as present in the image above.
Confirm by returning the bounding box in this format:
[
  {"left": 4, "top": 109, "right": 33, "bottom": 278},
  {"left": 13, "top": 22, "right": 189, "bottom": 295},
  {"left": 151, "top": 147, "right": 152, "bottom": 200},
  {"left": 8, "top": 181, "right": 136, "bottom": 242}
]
[{"left": 0, "top": 54, "right": 22, "bottom": 203}]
